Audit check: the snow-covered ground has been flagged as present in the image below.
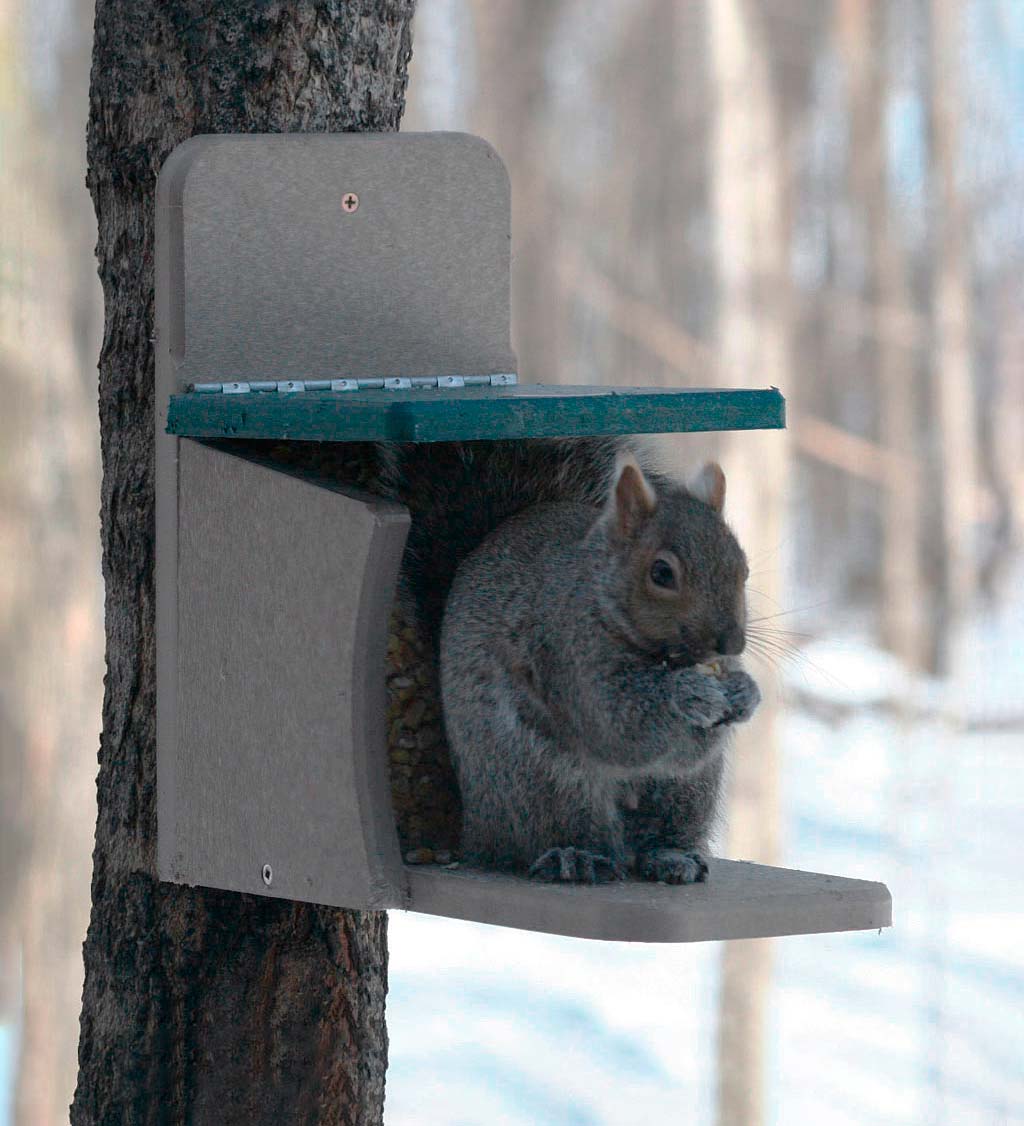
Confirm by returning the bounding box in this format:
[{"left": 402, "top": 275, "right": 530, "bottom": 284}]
[{"left": 386, "top": 589, "right": 1024, "bottom": 1125}]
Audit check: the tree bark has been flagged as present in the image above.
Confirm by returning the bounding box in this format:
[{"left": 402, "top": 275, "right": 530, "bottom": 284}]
[{"left": 73, "top": 4, "right": 415, "bottom": 1123}]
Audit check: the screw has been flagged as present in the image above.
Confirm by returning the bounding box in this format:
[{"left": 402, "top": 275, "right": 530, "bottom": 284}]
[
  {"left": 262, "top": 863, "right": 273, "bottom": 887},
  {"left": 341, "top": 192, "right": 359, "bottom": 213}
]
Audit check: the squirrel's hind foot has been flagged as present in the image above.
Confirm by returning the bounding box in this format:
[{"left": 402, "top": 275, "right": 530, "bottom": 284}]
[
  {"left": 638, "top": 848, "right": 710, "bottom": 885},
  {"left": 529, "top": 847, "right": 626, "bottom": 885}
]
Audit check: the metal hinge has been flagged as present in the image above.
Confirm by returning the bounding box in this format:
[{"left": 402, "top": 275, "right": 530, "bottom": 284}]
[{"left": 189, "top": 373, "right": 518, "bottom": 394}]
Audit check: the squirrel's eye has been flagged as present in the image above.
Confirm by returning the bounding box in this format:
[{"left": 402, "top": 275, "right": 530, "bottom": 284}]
[{"left": 649, "top": 559, "right": 677, "bottom": 590}]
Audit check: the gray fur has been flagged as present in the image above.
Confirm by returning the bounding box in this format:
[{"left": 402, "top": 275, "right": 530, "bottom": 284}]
[
  {"left": 374, "top": 437, "right": 668, "bottom": 645},
  {"left": 440, "top": 471, "right": 761, "bottom": 886}
]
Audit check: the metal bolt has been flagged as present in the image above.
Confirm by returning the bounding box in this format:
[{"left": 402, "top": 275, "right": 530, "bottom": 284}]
[
  {"left": 341, "top": 192, "right": 359, "bottom": 213},
  {"left": 261, "top": 863, "right": 273, "bottom": 887}
]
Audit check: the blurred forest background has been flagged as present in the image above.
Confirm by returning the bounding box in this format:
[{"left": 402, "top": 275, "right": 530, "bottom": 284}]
[{"left": 1, "top": 1, "right": 1022, "bottom": 1124}]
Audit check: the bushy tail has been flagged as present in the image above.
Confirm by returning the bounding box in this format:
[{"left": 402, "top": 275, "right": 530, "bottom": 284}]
[{"left": 373, "top": 437, "right": 663, "bottom": 646}]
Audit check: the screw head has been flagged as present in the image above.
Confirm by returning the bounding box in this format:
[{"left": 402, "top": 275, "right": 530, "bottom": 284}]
[
  {"left": 261, "top": 863, "right": 273, "bottom": 887},
  {"left": 341, "top": 192, "right": 359, "bottom": 213}
]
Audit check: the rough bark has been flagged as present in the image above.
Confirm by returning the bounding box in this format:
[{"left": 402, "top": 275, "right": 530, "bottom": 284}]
[{"left": 73, "top": 4, "right": 415, "bottom": 1123}]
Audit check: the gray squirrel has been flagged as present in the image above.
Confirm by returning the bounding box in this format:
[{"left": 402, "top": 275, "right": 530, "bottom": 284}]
[{"left": 376, "top": 437, "right": 760, "bottom": 884}]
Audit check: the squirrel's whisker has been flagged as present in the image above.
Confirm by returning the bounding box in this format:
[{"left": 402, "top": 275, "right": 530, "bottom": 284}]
[
  {"left": 745, "top": 585, "right": 784, "bottom": 609},
  {"left": 746, "top": 624, "right": 812, "bottom": 641},
  {"left": 747, "top": 599, "right": 830, "bottom": 626}
]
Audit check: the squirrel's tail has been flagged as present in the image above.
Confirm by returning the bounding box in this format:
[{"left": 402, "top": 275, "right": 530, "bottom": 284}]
[{"left": 373, "top": 437, "right": 663, "bottom": 646}]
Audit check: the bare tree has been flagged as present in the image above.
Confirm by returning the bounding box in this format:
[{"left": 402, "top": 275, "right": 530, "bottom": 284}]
[
  {"left": 0, "top": 1, "right": 102, "bottom": 1121},
  {"left": 73, "top": 4, "right": 415, "bottom": 1122},
  {"left": 468, "top": 0, "right": 567, "bottom": 381},
  {"left": 839, "top": 0, "right": 928, "bottom": 670},
  {"left": 927, "top": 0, "right": 978, "bottom": 670},
  {"left": 708, "top": 3, "right": 793, "bottom": 1125}
]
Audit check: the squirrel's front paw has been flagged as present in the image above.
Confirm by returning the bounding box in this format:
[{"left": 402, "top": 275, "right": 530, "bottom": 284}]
[
  {"left": 529, "top": 847, "right": 626, "bottom": 885},
  {"left": 718, "top": 670, "right": 761, "bottom": 725},
  {"left": 639, "top": 848, "right": 710, "bottom": 885},
  {"left": 674, "top": 670, "right": 730, "bottom": 728}
]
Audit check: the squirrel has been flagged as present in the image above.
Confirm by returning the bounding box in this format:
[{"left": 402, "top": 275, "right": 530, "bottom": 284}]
[{"left": 375, "top": 437, "right": 760, "bottom": 884}]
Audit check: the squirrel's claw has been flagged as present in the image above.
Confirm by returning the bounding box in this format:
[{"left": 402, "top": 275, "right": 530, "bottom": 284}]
[
  {"left": 529, "top": 846, "right": 626, "bottom": 885},
  {"left": 639, "top": 848, "right": 710, "bottom": 885}
]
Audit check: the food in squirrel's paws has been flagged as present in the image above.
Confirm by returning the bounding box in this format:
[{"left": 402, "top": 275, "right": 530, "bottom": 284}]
[{"left": 696, "top": 659, "right": 726, "bottom": 677}]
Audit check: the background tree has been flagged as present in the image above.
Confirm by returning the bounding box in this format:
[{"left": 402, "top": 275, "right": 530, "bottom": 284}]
[
  {"left": 0, "top": 1, "right": 102, "bottom": 1120},
  {"left": 708, "top": 3, "right": 794, "bottom": 1123},
  {"left": 927, "top": 0, "right": 978, "bottom": 671},
  {"left": 839, "top": 0, "right": 928, "bottom": 671},
  {"left": 72, "top": 4, "right": 415, "bottom": 1122}
]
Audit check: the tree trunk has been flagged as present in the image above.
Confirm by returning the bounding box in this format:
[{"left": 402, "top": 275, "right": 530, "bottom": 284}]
[
  {"left": 927, "top": 0, "right": 977, "bottom": 671},
  {"left": 468, "top": 0, "right": 566, "bottom": 382},
  {"left": 73, "top": 4, "right": 415, "bottom": 1123},
  {"left": 839, "top": 0, "right": 929, "bottom": 671},
  {"left": 708, "top": 3, "right": 792, "bottom": 1126}
]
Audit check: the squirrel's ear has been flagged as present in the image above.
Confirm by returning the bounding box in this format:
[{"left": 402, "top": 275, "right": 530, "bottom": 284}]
[
  {"left": 608, "top": 453, "right": 657, "bottom": 537},
  {"left": 689, "top": 462, "right": 726, "bottom": 512}
]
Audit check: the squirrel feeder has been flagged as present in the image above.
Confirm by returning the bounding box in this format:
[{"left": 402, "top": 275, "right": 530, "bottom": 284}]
[{"left": 155, "top": 133, "right": 891, "bottom": 942}]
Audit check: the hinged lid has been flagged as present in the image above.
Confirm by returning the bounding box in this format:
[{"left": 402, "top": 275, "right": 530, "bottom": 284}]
[{"left": 155, "top": 132, "right": 786, "bottom": 445}]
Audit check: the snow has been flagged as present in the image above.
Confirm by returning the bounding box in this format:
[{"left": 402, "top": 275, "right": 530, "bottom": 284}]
[{"left": 386, "top": 573, "right": 1024, "bottom": 1124}]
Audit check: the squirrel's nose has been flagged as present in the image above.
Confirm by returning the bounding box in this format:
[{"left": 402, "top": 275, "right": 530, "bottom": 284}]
[{"left": 716, "top": 627, "right": 745, "bottom": 656}]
